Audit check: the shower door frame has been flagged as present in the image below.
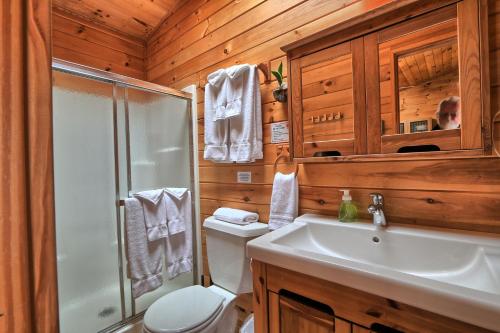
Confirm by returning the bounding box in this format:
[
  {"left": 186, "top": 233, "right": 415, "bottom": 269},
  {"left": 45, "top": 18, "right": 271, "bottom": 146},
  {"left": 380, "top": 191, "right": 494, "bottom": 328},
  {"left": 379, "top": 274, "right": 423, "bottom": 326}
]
[{"left": 52, "top": 58, "right": 198, "bottom": 333}]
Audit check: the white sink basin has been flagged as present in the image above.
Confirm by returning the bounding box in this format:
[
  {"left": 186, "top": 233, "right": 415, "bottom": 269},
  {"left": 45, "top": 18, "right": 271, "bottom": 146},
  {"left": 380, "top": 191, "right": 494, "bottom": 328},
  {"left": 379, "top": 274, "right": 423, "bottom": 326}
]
[{"left": 247, "top": 214, "right": 500, "bottom": 331}]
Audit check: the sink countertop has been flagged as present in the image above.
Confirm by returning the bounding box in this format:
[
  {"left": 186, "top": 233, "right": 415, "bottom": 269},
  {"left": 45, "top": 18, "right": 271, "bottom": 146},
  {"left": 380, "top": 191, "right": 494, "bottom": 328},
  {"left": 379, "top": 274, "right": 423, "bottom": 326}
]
[{"left": 247, "top": 214, "right": 500, "bottom": 332}]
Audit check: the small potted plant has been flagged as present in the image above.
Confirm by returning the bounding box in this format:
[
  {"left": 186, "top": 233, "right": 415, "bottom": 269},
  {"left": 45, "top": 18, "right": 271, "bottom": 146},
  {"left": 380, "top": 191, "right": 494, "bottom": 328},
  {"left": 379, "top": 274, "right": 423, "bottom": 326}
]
[{"left": 272, "top": 62, "right": 287, "bottom": 103}]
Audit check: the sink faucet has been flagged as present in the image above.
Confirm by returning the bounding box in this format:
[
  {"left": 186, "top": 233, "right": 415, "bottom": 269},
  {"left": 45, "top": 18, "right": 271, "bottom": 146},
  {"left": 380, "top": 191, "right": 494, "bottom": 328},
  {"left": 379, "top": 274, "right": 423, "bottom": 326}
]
[{"left": 368, "top": 193, "right": 387, "bottom": 227}]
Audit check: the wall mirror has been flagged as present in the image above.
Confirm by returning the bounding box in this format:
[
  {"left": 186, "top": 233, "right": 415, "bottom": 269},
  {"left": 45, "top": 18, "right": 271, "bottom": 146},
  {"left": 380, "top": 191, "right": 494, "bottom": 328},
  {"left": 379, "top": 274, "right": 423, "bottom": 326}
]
[
  {"left": 376, "top": 4, "right": 485, "bottom": 154},
  {"left": 395, "top": 40, "right": 460, "bottom": 135}
]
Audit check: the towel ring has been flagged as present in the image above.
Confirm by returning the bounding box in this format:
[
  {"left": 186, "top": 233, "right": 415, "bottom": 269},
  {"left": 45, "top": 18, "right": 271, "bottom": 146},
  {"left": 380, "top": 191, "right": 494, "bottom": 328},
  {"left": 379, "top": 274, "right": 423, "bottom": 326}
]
[{"left": 273, "top": 146, "right": 299, "bottom": 177}]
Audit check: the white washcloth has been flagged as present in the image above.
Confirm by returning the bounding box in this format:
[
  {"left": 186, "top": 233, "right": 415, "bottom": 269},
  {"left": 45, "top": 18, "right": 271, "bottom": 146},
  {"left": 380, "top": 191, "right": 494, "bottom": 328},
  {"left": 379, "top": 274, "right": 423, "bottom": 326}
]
[
  {"left": 164, "top": 188, "right": 189, "bottom": 235},
  {"left": 218, "top": 64, "right": 251, "bottom": 120},
  {"left": 213, "top": 207, "right": 259, "bottom": 225},
  {"left": 124, "top": 198, "right": 163, "bottom": 298},
  {"left": 228, "top": 64, "right": 263, "bottom": 162},
  {"left": 164, "top": 189, "right": 193, "bottom": 279},
  {"left": 268, "top": 172, "right": 299, "bottom": 231},
  {"left": 204, "top": 69, "right": 230, "bottom": 162},
  {"left": 134, "top": 189, "right": 168, "bottom": 241}
]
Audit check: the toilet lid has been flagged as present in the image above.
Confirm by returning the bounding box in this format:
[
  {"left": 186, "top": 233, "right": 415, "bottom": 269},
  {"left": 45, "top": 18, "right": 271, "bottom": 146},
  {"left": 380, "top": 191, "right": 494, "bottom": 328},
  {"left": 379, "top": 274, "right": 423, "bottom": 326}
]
[{"left": 144, "top": 285, "right": 225, "bottom": 333}]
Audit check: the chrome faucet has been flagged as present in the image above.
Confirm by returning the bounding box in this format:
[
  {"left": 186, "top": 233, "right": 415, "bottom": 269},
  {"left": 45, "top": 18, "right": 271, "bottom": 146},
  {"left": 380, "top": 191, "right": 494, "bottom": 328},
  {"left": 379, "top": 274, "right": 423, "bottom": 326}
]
[{"left": 368, "top": 193, "right": 387, "bottom": 227}]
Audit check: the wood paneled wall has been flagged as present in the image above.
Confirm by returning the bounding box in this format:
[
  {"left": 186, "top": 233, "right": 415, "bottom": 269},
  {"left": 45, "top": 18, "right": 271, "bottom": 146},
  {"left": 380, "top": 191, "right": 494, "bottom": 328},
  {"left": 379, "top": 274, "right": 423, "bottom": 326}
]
[
  {"left": 146, "top": 0, "right": 500, "bottom": 289},
  {"left": 52, "top": 10, "right": 146, "bottom": 79}
]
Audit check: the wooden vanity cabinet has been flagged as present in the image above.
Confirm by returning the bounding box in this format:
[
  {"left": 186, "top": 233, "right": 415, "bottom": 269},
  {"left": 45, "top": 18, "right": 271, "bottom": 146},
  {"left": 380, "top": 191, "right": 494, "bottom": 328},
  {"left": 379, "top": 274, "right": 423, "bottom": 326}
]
[
  {"left": 284, "top": 0, "right": 491, "bottom": 160},
  {"left": 252, "top": 260, "right": 496, "bottom": 333}
]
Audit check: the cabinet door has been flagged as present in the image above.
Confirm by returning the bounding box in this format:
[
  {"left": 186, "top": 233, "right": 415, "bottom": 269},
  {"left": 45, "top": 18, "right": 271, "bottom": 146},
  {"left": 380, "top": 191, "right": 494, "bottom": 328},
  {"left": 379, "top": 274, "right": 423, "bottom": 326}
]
[
  {"left": 272, "top": 294, "right": 335, "bottom": 333},
  {"left": 290, "top": 37, "right": 366, "bottom": 158},
  {"left": 335, "top": 318, "right": 352, "bottom": 333},
  {"left": 366, "top": 2, "right": 484, "bottom": 154}
]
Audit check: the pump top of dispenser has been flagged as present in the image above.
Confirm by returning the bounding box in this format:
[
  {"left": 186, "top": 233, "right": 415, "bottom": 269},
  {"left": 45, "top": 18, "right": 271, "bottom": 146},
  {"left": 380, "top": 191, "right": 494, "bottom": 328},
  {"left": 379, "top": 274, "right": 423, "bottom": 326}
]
[{"left": 340, "top": 189, "right": 352, "bottom": 201}]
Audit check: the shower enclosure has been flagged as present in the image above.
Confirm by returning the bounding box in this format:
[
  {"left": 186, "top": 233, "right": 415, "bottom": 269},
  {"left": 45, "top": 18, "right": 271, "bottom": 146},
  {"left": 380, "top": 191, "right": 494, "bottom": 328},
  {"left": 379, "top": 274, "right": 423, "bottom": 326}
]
[{"left": 52, "top": 59, "right": 198, "bottom": 333}]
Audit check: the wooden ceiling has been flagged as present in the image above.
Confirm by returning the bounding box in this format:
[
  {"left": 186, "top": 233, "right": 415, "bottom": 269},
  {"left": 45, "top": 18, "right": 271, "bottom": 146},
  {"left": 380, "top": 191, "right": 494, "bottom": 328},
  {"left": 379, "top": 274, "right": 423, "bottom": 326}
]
[
  {"left": 398, "top": 42, "right": 458, "bottom": 88},
  {"left": 52, "top": 0, "right": 187, "bottom": 41}
]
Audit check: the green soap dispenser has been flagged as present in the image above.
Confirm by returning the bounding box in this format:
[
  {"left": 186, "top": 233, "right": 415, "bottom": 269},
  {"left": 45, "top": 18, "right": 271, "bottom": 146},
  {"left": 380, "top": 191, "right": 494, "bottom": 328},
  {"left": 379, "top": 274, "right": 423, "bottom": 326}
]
[{"left": 338, "top": 189, "right": 358, "bottom": 222}]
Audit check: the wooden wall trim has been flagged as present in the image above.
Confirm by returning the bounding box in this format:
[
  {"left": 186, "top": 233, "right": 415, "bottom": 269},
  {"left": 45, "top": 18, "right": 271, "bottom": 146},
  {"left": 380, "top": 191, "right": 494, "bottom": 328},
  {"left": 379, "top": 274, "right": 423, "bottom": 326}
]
[
  {"left": 27, "top": 1, "right": 59, "bottom": 332},
  {"left": 0, "top": 2, "right": 34, "bottom": 332},
  {"left": 1, "top": 1, "right": 58, "bottom": 332}
]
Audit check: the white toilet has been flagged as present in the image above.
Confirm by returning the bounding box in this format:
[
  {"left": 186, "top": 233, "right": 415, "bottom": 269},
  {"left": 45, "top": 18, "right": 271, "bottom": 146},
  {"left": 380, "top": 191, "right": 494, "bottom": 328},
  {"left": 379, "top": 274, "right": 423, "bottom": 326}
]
[{"left": 143, "top": 216, "right": 268, "bottom": 333}]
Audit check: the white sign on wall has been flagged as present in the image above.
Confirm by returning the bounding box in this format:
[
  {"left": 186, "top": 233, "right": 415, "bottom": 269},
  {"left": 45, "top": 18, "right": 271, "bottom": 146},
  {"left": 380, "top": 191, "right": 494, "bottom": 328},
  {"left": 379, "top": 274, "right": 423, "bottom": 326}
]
[{"left": 271, "top": 121, "right": 289, "bottom": 144}]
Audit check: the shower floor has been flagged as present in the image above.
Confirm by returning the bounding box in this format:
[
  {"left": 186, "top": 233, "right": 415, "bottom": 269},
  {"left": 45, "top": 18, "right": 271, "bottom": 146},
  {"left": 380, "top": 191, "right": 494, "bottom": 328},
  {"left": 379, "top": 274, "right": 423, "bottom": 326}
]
[{"left": 59, "top": 273, "right": 193, "bottom": 333}]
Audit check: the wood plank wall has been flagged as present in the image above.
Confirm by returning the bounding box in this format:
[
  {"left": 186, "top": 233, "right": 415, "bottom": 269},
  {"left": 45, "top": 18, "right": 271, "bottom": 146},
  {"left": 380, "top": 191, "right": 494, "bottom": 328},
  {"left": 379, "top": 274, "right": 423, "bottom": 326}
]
[
  {"left": 52, "top": 10, "right": 146, "bottom": 79},
  {"left": 146, "top": 0, "right": 500, "bottom": 290}
]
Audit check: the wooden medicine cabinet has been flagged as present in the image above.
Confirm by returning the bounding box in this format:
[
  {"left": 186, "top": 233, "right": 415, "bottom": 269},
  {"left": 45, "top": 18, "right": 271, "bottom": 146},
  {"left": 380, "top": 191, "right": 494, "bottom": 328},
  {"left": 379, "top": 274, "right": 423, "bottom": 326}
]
[{"left": 284, "top": 0, "right": 491, "bottom": 161}]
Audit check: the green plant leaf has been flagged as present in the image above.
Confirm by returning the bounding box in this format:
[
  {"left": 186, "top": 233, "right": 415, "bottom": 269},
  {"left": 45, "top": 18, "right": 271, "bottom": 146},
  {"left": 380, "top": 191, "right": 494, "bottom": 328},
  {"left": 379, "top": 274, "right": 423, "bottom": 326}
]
[
  {"left": 277, "top": 62, "right": 283, "bottom": 75},
  {"left": 271, "top": 70, "right": 283, "bottom": 86}
]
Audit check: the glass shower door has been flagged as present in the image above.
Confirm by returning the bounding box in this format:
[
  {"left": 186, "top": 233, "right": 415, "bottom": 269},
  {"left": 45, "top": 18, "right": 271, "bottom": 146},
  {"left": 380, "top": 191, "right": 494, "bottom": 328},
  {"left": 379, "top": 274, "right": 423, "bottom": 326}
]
[
  {"left": 118, "top": 87, "right": 195, "bottom": 314},
  {"left": 53, "top": 71, "right": 123, "bottom": 333}
]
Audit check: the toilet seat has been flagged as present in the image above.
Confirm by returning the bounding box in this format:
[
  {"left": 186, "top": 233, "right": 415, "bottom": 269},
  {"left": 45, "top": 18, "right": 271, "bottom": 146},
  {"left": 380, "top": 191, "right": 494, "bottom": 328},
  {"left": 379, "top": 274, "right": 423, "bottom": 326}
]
[{"left": 143, "top": 285, "right": 224, "bottom": 333}]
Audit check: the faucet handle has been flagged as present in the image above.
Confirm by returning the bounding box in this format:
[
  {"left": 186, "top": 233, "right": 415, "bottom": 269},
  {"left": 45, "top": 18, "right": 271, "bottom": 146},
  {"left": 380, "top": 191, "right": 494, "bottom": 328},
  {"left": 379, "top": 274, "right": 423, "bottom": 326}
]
[{"left": 370, "top": 193, "right": 384, "bottom": 205}]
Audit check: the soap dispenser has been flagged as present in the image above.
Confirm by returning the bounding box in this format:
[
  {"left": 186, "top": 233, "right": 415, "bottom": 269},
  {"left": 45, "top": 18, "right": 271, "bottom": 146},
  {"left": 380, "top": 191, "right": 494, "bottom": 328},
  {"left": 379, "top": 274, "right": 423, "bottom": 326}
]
[{"left": 338, "top": 189, "right": 358, "bottom": 222}]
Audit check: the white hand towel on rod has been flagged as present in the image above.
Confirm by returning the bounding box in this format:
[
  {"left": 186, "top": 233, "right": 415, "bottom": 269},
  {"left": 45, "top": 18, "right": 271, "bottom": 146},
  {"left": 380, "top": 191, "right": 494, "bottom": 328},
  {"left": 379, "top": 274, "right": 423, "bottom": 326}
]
[
  {"left": 164, "top": 189, "right": 193, "bottom": 279},
  {"left": 213, "top": 207, "right": 259, "bottom": 225},
  {"left": 124, "top": 198, "right": 163, "bottom": 298},
  {"left": 228, "top": 64, "right": 263, "bottom": 162},
  {"left": 204, "top": 69, "right": 230, "bottom": 162},
  {"left": 164, "top": 188, "right": 189, "bottom": 235},
  {"left": 134, "top": 189, "right": 168, "bottom": 241},
  {"left": 268, "top": 172, "right": 298, "bottom": 231}
]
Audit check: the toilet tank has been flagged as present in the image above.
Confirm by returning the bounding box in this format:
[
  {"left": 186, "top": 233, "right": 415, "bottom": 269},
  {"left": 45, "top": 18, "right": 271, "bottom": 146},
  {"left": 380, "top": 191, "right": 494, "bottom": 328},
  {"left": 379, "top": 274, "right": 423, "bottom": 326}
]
[{"left": 203, "top": 216, "right": 268, "bottom": 294}]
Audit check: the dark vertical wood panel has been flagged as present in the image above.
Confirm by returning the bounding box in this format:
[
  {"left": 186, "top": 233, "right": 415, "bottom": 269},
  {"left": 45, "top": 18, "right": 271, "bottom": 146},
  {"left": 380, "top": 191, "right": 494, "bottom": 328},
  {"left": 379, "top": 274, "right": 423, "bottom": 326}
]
[
  {"left": 0, "top": 1, "right": 34, "bottom": 332},
  {"left": 28, "top": 1, "right": 60, "bottom": 332}
]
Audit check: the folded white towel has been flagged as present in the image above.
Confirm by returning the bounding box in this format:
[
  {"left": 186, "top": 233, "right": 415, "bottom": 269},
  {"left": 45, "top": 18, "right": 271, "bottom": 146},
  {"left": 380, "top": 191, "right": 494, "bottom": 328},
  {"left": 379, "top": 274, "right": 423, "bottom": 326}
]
[
  {"left": 164, "top": 189, "right": 193, "bottom": 279},
  {"left": 214, "top": 207, "right": 259, "bottom": 225},
  {"left": 164, "top": 188, "right": 189, "bottom": 235},
  {"left": 204, "top": 69, "right": 230, "bottom": 162},
  {"left": 218, "top": 64, "right": 251, "bottom": 120},
  {"left": 124, "top": 198, "right": 163, "bottom": 298},
  {"left": 228, "top": 64, "right": 263, "bottom": 162},
  {"left": 134, "top": 189, "right": 168, "bottom": 241},
  {"left": 268, "top": 172, "right": 299, "bottom": 231}
]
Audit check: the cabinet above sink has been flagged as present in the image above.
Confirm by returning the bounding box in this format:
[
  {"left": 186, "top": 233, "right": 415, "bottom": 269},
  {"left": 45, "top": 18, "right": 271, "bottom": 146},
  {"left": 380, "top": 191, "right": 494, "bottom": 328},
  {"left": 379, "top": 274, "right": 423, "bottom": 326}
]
[{"left": 283, "top": 0, "right": 492, "bottom": 162}]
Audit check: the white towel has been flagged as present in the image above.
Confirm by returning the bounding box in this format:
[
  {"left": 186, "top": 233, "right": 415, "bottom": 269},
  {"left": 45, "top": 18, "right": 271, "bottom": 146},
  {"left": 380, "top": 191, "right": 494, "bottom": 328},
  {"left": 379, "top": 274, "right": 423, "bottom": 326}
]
[
  {"left": 220, "top": 64, "right": 251, "bottom": 120},
  {"left": 164, "top": 188, "right": 189, "bottom": 235},
  {"left": 134, "top": 189, "right": 169, "bottom": 241},
  {"left": 203, "top": 64, "right": 263, "bottom": 163},
  {"left": 204, "top": 69, "right": 230, "bottom": 162},
  {"left": 164, "top": 189, "right": 193, "bottom": 279},
  {"left": 268, "top": 172, "right": 299, "bottom": 231},
  {"left": 228, "top": 64, "right": 263, "bottom": 162},
  {"left": 214, "top": 207, "right": 259, "bottom": 225},
  {"left": 124, "top": 198, "right": 163, "bottom": 298}
]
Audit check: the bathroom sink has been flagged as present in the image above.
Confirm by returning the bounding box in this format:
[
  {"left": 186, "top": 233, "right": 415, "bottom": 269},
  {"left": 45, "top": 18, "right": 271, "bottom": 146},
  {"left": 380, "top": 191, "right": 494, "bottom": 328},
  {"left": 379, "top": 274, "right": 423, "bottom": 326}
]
[{"left": 247, "top": 214, "right": 500, "bottom": 331}]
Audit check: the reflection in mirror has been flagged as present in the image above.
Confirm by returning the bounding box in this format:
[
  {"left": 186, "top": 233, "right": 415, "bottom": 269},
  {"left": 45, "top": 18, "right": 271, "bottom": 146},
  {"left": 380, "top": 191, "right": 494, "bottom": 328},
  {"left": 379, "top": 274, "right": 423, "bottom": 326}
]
[{"left": 395, "top": 40, "right": 460, "bottom": 135}]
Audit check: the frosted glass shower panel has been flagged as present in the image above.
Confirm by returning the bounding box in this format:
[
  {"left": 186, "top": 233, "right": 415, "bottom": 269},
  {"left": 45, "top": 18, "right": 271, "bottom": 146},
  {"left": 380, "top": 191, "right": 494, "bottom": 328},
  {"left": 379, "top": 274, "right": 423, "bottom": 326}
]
[
  {"left": 126, "top": 88, "right": 194, "bottom": 313},
  {"left": 127, "top": 89, "right": 191, "bottom": 191},
  {"left": 53, "top": 71, "right": 122, "bottom": 333}
]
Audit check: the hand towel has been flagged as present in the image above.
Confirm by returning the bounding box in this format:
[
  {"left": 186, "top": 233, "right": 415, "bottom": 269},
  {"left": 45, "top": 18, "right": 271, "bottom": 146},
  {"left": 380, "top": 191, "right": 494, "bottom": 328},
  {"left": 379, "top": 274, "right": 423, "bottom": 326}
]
[
  {"left": 124, "top": 198, "right": 163, "bottom": 298},
  {"left": 204, "top": 69, "right": 230, "bottom": 162},
  {"left": 217, "top": 64, "right": 251, "bottom": 120},
  {"left": 213, "top": 207, "right": 259, "bottom": 225},
  {"left": 228, "top": 64, "right": 263, "bottom": 162},
  {"left": 134, "top": 189, "right": 168, "bottom": 241},
  {"left": 268, "top": 172, "right": 298, "bottom": 231},
  {"left": 164, "top": 190, "right": 193, "bottom": 279},
  {"left": 164, "top": 188, "right": 189, "bottom": 235}
]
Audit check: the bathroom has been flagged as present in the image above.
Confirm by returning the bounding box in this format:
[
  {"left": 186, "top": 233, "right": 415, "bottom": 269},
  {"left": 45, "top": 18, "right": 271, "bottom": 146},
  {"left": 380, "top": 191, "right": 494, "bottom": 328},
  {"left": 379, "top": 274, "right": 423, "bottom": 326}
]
[{"left": 1, "top": 0, "right": 500, "bottom": 332}]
